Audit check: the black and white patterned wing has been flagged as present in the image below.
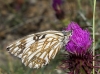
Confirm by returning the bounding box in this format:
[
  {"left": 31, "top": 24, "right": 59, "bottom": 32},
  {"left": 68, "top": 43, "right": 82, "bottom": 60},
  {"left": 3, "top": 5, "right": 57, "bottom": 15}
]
[{"left": 7, "top": 30, "right": 71, "bottom": 68}]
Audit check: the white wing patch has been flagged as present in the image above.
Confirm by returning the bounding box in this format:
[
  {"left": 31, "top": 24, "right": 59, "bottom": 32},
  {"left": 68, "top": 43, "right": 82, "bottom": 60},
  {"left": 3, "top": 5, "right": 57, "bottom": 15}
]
[{"left": 6, "top": 30, "right": 71, "bottom": 68}]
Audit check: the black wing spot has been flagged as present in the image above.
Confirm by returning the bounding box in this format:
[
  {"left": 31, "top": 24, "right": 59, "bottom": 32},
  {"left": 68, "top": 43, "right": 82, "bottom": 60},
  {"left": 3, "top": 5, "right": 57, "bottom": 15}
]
[
  {"left": 7, "top": 47, "right": 10, "bottom": 51},
  {"left": 40, "top": 34, "right": 46, "bottom": 39},
  {"left": 33, "top": 34, "right": 46, "bottom": 41},
  {"left": 33, "top": 35, "right": 39, "bottom": 41}
]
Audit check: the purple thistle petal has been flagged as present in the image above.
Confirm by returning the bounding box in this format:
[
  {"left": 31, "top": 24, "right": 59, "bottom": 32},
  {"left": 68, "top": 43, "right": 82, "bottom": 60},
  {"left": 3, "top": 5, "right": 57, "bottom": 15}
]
[
  {"left": 65, "top": 22, "right": 92, "bottom": 55},
  {"left": 52, "top": 0, "right": 64, "bottom": 20},
  {"left": 52, "top": 0, "right": 62, "bottom": 11}
]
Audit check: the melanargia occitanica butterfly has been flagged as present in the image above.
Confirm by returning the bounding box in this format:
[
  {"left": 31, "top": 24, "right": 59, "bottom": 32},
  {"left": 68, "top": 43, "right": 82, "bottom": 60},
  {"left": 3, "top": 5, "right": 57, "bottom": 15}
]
[{"left": 7, "top": 30, "right": 72, "bottom": 68}]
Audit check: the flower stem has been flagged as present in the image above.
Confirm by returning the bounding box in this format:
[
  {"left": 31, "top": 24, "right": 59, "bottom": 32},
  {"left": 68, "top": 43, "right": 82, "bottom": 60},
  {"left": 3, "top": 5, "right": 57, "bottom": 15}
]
[
  {"left": 77, "top": 0, "right": 82, "bottom": 11},
  {"left": 93, "top": 0, "right": 96, "bottom": 74}
]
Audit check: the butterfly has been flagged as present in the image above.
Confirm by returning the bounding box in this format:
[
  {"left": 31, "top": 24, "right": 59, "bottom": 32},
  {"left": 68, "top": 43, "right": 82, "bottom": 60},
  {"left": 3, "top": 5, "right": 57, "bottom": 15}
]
[{"left": 6, "top": 30, "right": 72, "bottom": 68}]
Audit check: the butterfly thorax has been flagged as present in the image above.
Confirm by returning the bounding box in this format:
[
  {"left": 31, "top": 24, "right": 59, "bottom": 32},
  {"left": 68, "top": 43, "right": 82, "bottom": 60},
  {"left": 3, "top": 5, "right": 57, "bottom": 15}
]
[{"left": 62, "top": 30, "right": 72, "bottom": 46}]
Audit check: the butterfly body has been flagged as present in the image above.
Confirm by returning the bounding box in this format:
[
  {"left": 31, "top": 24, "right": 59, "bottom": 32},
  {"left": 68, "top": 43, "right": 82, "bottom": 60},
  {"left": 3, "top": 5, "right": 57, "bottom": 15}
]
[{"left": 7, "top": 30, "right": 71, "bottom": 68}]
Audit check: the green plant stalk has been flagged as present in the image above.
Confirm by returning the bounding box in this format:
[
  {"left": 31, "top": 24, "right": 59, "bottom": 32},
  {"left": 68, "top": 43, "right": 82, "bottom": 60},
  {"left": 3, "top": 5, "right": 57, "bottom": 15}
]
[
  {"left": 93, "top": 0, "right": 96, "bottom": 74},
  {"left": 77, "top": 0, "right": 82, "bottom": 11}
]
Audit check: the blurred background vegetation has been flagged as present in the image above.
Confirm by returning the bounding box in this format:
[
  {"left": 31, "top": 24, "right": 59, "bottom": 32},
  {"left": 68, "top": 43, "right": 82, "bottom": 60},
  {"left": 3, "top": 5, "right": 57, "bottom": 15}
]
[{"left": 0, "top": 0, "right": 100, "bottom": 74}]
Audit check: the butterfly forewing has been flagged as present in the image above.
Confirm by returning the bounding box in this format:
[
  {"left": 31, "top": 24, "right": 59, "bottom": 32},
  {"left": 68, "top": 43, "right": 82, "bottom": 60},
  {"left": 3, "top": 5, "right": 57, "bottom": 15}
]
[{"left": 7, "top": 30, "right": 71, "bottom": 68}]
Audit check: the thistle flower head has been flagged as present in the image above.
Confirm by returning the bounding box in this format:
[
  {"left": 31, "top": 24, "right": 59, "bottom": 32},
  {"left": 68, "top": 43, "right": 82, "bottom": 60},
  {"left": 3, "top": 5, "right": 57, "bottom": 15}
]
[
  {"left": 65, "top": 22, "right": 92, "bottom": 55},
  {"left": 52, "top": 0, "right": 62, "bottom": 11},
  {"left": 52, "top": 0, "right": 64, "bottom": 20},
  {"left": 61, "top": 22, "right": 93, "bottom": 74}
]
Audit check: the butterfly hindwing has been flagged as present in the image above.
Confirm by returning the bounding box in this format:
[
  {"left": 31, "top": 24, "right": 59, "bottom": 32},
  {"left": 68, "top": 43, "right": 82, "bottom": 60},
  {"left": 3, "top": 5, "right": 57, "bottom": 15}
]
[{"left": 22, "top": 36, "right": 63, "bottom": 68}]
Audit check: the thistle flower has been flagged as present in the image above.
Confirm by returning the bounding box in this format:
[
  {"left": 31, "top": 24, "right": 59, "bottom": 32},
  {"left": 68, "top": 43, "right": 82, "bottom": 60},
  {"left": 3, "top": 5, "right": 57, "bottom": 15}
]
[
  {"left": 52, "top": 0, "right": 65, "bottom": 20},
  {"left": 65, "top": 22, "right": 92, "bottom": 55},
  {"left": 61, "top": 22, "right": 93, "bottom": 74}
]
